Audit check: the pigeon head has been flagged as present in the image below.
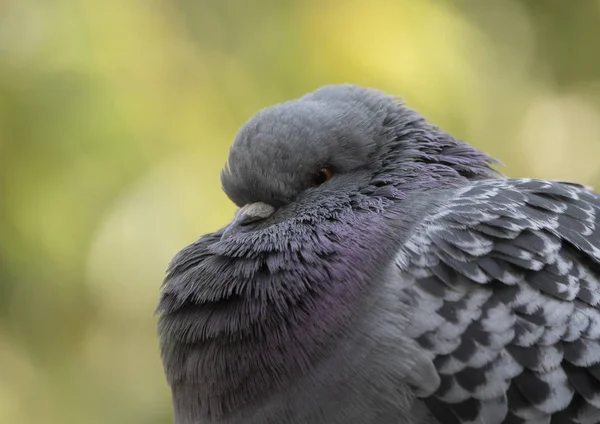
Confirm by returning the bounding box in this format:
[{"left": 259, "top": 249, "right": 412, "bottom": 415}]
[
  {"left": 220, "top": 85, "right": 498, "bottom": 237},
  {"left": 221, "top": 85, "right": 386, "bottom": 208}
]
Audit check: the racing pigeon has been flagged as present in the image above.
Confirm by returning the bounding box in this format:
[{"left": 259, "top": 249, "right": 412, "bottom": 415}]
[{"left": 157, "top": 84, "right": 600, "bottom": 424}]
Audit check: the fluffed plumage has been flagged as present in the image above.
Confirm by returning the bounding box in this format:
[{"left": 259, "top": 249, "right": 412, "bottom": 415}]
[{"left": 157, "top": 85, "right": 600, "bottom": 424}]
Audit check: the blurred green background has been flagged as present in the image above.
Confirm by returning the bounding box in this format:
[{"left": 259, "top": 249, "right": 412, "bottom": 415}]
[{"left": 1, "top": 0, "right": 600, "bottom": 423}]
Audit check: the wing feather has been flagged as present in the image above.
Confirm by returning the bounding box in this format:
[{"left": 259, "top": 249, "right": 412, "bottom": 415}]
[{"left": 395, "top": 178, "right": 600, "bottom": 423}]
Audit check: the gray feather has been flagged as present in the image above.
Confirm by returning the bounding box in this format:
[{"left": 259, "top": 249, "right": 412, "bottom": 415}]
[{"left": 394, "top": 178, "right": 600, "bottom": 424}]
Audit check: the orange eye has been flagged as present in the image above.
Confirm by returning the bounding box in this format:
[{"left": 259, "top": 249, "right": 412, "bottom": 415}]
[{"left": 311, "top": 167, "right": 333, "bottom": 187}]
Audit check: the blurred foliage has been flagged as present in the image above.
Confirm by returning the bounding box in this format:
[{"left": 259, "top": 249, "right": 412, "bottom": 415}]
[{"left": 1, "top": 0, "right": 599, "bottom": 423}]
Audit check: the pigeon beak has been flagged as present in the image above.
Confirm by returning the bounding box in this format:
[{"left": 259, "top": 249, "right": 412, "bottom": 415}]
[{"left": 221, "top": 202, "right": 276, "bottom": 240}]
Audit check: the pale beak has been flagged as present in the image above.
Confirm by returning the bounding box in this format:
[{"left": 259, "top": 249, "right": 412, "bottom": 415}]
[{"left": 221, "top": 202, "right": 276, "bottom": 239}]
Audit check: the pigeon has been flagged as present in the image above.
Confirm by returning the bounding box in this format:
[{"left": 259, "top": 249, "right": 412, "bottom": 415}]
[{"left": 157, "top": 84, "right": 600, "bottom": 424}]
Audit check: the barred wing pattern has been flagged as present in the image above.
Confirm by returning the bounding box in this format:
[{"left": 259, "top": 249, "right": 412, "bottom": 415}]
[{"left": 396, "top": 179, "right": 600, "bottom": 424}]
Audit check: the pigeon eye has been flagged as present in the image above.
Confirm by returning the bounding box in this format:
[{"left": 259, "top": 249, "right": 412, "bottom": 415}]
[{"left": 311, "top": 167, "right": 333, "bottom": 187}]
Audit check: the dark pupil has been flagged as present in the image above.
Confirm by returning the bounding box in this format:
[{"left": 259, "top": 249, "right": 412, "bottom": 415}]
[{"left": 313, "top": 170, "right": 328, "bottom": 186}]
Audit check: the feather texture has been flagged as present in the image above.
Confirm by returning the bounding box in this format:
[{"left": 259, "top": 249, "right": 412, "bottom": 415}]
[{"left": 394, "top": 178, "right": 600, "bottom": 424}]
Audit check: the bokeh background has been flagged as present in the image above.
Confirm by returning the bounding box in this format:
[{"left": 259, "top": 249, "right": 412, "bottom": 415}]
[{"left": 1, "top": 0, "right": 600, "bottom": 423}]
